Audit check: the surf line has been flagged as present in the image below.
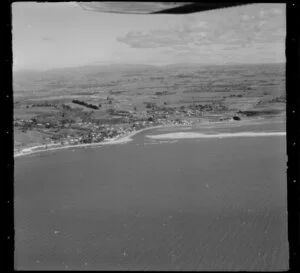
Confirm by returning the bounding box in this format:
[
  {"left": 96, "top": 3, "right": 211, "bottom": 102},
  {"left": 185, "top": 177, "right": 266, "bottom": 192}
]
[{"left": 146, "top": 131, "right": 286, "bottom": 140}]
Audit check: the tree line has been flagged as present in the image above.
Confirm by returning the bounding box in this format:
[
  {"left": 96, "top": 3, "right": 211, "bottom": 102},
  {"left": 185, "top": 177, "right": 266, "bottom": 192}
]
[{"left": 72, "top": 99, "right": 99, "bottom": 110}]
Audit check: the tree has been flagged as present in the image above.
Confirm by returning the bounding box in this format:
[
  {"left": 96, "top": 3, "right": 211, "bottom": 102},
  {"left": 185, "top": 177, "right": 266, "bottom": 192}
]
[{"left": 233, "top": 116, "right": 241, "bottom": 121}]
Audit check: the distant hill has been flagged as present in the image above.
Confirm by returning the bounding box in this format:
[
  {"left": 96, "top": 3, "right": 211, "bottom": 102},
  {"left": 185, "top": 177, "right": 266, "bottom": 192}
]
[
  {"left": 14, "top": 63, "right": 161, "bottom": 78},
  {"left": 12, "top": 63, "right": 167, "bottom": 96},
  {"left": 14, "top": 62, "right": 284, "bottom": 79},
  {"left": 162, "top": 62, "right": 285, "bottom": 70}
]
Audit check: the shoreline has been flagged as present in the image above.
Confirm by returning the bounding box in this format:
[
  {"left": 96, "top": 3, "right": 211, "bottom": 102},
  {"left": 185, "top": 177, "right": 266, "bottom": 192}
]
[
  {"left": 146, "top": 131, "right": 286, "bottom": 140},
  {"left": 14, "top": 124, "right": 179, "bottom": 158},
  {"left": 14, "top": 117, "right": 285, "bottom": 158}
]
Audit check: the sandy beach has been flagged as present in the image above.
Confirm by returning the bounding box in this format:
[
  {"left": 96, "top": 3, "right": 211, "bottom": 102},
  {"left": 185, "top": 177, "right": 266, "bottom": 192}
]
[
  {"left": 146, "top": 131, "right": 286, "bottom": 140},
  {"left": 14, "top": 117, "right": 285, "bottom": 158}
]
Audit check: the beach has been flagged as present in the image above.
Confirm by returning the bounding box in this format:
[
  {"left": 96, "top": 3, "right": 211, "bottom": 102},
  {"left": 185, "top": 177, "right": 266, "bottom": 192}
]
[
  {"left": 14, "top": 117, "right": 285, "bottom": 158},
  {"left": 146, "top": 131, "right": 286, "bottom": 140}
]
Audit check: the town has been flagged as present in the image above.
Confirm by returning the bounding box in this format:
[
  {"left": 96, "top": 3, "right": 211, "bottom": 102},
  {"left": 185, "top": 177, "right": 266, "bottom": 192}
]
[{"left": 14, "top": 100, "right": 236, "bottom": 148}]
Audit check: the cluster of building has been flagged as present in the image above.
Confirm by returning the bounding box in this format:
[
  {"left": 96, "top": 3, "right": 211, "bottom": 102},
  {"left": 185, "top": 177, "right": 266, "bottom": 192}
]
[{"left": 14, "top": 101, "right": 227, "bottom": 147}]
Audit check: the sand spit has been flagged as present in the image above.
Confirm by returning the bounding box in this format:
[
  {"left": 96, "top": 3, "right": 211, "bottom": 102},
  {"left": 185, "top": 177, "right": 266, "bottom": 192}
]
[
  {"left": 14, "top": 118, "right": 285, "bottom": 158},
  {"left": 146, "top": 131, "right": 286, "bottom": 140}
]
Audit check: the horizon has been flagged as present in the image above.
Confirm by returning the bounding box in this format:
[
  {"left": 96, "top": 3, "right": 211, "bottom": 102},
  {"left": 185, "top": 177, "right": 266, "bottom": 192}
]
[
  {"left": 13, "top": 2, "right": 285, "bottom": 72},
  {"left": 13, "top": 61, "right": 285, "bottom": 74}
]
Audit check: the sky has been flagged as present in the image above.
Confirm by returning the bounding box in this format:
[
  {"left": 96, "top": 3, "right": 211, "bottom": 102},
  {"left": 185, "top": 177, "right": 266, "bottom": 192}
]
[{"left": 12, "top": 2, "right": 286, "bottom": 71}]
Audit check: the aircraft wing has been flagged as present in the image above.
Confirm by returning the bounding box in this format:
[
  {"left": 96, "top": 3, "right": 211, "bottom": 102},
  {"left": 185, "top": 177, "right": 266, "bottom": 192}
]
[{"left": 78, "top": 2, "right": 258, "bottom": 14}]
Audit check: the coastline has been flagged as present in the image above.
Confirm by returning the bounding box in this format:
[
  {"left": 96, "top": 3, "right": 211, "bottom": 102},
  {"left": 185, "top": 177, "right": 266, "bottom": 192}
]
[
  {"left": 14, "top": 124, "right": 177, "bottom": 158},
  {"left": 146, "top": 131, "right": 286, "bottom": 140},
  {"left": 14, "top": 117, "right": 285, "bottom": 158}
]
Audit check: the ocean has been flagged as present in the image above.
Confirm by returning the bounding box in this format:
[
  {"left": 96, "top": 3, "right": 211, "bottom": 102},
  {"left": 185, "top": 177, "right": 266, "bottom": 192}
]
[{"left": 14, "top": 121, "right": 288, "bottom": 270}]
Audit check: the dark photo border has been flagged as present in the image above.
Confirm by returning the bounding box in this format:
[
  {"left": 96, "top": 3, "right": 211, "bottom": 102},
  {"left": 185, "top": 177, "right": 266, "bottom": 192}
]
[{"left": 4, "top": 1, "right": 299, "bottom": 272}]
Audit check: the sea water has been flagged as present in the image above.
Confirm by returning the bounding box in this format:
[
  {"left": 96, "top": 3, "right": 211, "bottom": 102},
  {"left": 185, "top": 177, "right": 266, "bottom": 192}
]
[{"left": 14, "top": 121, "right": 288, "bottom": 270}]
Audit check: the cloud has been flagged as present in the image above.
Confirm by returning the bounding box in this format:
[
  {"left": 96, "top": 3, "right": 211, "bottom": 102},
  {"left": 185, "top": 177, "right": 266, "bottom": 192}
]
[
  {"left": 241, "top": 14, "right": 254, "bottom": 22},
  {"left": 116, "top": 4, "right": 285, "bottom": 64},
  {"left": 259, "top": 7, "right": 283, "bottom": 19},
  {"left": 118, "top": 6, "right": 285, "bottom": 51},
  {"left": 117, "top": 20, "right": 208, "bottom": 48},
  {"left": 40, "top": 36, "right": 53, "bottom": 42}
]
